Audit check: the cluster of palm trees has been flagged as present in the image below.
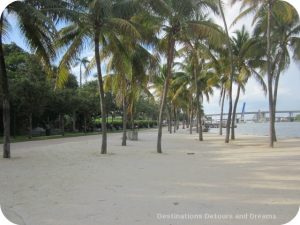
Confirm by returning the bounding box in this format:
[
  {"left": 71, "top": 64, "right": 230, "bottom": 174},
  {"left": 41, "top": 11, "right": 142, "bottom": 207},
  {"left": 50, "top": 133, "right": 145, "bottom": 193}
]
[{"left": 1, "top": 0, "right": 299, "bottom": 158}]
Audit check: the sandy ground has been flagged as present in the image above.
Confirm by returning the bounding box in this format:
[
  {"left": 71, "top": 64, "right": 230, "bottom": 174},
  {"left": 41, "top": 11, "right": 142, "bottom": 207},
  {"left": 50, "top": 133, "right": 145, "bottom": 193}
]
[{"left": 0, "top": 128, "right": 300, "bottom": 225}]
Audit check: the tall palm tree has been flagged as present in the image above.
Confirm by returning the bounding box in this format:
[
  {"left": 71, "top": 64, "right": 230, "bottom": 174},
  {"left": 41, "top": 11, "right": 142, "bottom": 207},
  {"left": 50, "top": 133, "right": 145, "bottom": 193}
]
[
  {"left": 178, "top": 35, "right": 220, "bottom": 140},
  {"left": 232, "top": 0, "right": 299, "bottom": 146},
  {"left": 56, "top": 0, "right": 140, "bottom": 154},
  {"left": 253, "top": 1, "right": 300, "bottom": 141},
  {"left": 230, "top": 26, "right": 266, "bottom": 139},
  {"left": 103, "top": 36, "right": 158, "bottom": 146},
  {"left": 1, "top": 0, "right": 56, "bottom": 158},
  {"left": 144, "top": 0, "right": 220, "bottom": 153},
  {"left": 75, "top": 57, "right": 90, "bottom": 87},
  {"left": 210, "top": 47, "right": 230, "bottom": 136},
  {"left": 218, "top": 0, "right": 235, "bottom": 143}
]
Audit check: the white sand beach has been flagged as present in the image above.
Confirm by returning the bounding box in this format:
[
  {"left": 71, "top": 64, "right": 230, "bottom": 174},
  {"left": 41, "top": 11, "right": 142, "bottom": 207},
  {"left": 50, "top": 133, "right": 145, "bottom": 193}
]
[{"left": 0, "top": 129, "right": 300, "bottom": 225}]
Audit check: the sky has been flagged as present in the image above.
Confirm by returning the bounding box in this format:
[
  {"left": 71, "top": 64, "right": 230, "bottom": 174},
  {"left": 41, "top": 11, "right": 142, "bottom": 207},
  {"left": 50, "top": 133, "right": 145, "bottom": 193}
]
[{"left": 2, "top": 0, "right": 300, "bottom": 115}]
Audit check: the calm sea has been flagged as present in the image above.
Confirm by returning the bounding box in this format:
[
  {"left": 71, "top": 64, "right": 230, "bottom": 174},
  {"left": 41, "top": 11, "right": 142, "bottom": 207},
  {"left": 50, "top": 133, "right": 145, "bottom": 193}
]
[{"left": 210, "top": 122, "right": 300, "bottom": 138}]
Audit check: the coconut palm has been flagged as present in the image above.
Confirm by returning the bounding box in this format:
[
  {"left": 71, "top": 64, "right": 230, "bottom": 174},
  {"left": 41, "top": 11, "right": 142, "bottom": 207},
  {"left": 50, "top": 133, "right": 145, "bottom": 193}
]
[
  {"left": 217, "top": 0, "right": 236, "bottom": 143},
  {"left": 230, "top": 26, "right": 267, "bottom": 139},
  {"left": 74, "top": 57, "right": 90, "bottom": 87},
  {"left": 1, "top": 0, "right": 57, "bottom": 158},
  {"left": 209, "top": 47, "right": 231, "bottom": 136},
  {"left": 172, "top": 55, "right": 219, "bottom": 140},
  {"left": 181, "top": 48, "right": 218, "bottom": 140},
  {"left": 252, "top": 1, "right": 300, "bottom": 141},
  {"left": 144, "top": 0, "right": 221, "bottom": 153},
  {"left": 56, "top": 0, "right": 140, "bottom": 154},
  {"left": 232, "top": 0, "right": 299, "bottom": 145},
  {"left": 103, "top": 36, "right": 158, "bottom": 146}
]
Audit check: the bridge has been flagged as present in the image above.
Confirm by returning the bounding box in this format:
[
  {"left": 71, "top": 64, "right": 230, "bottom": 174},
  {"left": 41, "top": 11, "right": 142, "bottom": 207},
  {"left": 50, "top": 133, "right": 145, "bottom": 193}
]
[
  {"left": 206, "top": 110, "right": 300, "bottom": 122},
  {"left": 206, "top": 110, "right": 300, "bottom": 117}
]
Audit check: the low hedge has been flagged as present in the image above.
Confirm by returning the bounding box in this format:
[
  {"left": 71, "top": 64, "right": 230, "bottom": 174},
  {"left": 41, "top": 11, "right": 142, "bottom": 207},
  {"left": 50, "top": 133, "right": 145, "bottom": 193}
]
[{"left": 94, "top": 120, "right": 158, "bottom": 130}]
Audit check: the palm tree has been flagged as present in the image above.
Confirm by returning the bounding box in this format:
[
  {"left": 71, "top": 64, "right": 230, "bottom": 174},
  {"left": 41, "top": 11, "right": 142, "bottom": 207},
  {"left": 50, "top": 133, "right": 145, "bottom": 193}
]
[
  {"left": 177, "top": 36, "right": 220, "bottom": 140},
  {"left": 1, "top": 0, "right": 56, "bottom": 158},
  {"left": 152, "top": 65, "right": 173, "bottom": 133},
  {"left": 210, "top": 48, "right": 230, "bottom": 136},
  {"left": 232, "top": 0, "right": 299, "bottom": 146},
  {"left": 144, "top": 0, "right": 220, "bottom": 153},
  {"left": 75, "top": 57, "right": 90, "bottom": 87},
  {"left": 230, "top": 26, "right": 267, "bottom": 139},
  {"left": 56, "top": 0, "right": 140, "bottom": 154},
  {"left": 172, "top": 56, "right": 219, "bottom": 140},
  {"left": 103, "top": 36, "right": 157, "bottom": 146},
  {"left": 217, "top": 0, "right": 236, "bottom": 143},
  {"left": 253, "top": 1, "right": 300, "bottom": 141}
]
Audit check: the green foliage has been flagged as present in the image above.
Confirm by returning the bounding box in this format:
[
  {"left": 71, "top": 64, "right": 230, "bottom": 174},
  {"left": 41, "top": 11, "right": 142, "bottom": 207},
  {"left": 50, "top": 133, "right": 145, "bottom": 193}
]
[
  {"left": 2, "top": 0, "right": 299, "bottom": 143},
  {"left": 93, "top": 119, "right": 158, "bottom": 130},
  {"left": 2, "top": 44, "right": 51, "bottom": 134}
]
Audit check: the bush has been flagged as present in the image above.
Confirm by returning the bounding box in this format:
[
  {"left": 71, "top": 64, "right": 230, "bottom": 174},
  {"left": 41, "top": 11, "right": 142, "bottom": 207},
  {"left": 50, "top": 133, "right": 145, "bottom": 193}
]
[{"left": 102, "top": 120, "right": 158, "bottom": 130}]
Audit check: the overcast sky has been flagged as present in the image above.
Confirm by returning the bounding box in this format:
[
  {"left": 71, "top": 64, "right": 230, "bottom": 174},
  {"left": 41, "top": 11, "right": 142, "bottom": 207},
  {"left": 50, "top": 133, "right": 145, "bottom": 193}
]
[
  {"left": 206, "top": 0, "right": 300, "bottom": 114},
  {"left": 3, "top": 0, "right": 300, "bottom": 115}
]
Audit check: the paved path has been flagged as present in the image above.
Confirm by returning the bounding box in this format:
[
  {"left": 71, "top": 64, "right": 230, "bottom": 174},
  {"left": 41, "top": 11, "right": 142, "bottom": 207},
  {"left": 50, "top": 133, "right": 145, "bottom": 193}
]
[{"left": 0, "top": 129, "right": 300, "bottom": 225}]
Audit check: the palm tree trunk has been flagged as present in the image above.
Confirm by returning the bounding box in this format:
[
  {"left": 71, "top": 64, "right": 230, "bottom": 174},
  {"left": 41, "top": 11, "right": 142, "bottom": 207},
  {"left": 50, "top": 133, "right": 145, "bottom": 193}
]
[
  {"left": 196, "top": 116, "right": 199, "bottom": 133},
  {"left": 267, "top": 0, "right": 275, "bottom": 147},
  {"left": 219, "top": 88, "right": 225, "bottom": 135},
  {"left": 186, "top": 113, "right": 190, "bottom": 128},
  {"left": 189, "top": 93, "right": 193, "bottom": 134},
  {"left": 157, "top": 37, "right": 175, "bottom": 153},
  {"left": 13, "top": 111, "right": 16, "bottom": 139},
  {"left": 168, "top": 106, "right": 172, "bottom": 134},
  {"left": 95, "top": 31, "right": 107, "bottom": 154},
  {"left": 61, "top": 114, "right": 65, "bottom": 136},
  {"left": 72, "top": 110, "right": 76, "bottom": 132},
  {"left": 176, "top": 109, "right": 179, "bottom": 130},
  {"left": 272, "top": 50, "right": 284, "bottom": 142},
  {"left": 272, "top": 73, "right": 279, "bottom": 141},
  {"left": 218, "top": 0, "right": 234, "bottom": 143},
  {"left": 173, "top": 105, "right": 176, "bottom": 133},
  {"left": 0, "top": 15, "right": 10, "bottom": 158},
  {"left": 84, "top": 114, "right": 87, "bottom": 134},
  {"left": 189, "top": 110, "right": 193, "bottom": 135},
  {"left": 231, "top": 84, "right": 241, "bottom": 140},
  {"left": 122, "top": 95, "right": 127, "bottom": 146},
  {"left": 199, "top": 110, "right": 203, "bottom": 141},
  {"left": 194, "top": 65, "right": 202, "bottom": 139},
  {"left": 28, "top": 113, "right": 32, "bottom": 139}
]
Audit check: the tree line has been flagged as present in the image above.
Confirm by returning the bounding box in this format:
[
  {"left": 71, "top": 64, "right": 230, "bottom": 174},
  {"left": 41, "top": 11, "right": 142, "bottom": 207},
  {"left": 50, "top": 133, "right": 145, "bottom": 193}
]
[{"left": 0, "top": 43, "right": 159, "bottom": 139}]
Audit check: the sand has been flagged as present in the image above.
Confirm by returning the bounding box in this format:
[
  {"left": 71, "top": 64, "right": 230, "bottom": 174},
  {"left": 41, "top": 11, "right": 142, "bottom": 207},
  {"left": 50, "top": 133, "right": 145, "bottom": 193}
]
[{"left": 0, "top": 128, "right": 299, "bottom": 225}]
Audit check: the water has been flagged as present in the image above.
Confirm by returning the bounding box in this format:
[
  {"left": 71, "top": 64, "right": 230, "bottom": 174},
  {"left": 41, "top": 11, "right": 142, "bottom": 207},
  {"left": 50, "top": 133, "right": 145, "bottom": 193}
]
[{"left": 210, "top": 122, "right": 300, "bottom": 138}]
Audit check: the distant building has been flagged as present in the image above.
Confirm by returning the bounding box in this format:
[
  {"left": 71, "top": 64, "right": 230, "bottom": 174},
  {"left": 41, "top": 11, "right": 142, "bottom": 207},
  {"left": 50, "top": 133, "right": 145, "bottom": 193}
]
[{"left": 253, "top": 110, "right": 266, "bottom": 122}]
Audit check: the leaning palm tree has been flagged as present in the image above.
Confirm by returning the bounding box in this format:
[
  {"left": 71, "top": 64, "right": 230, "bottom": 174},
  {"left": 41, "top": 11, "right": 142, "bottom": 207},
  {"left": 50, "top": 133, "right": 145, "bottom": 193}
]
[
  {"left": 0, "top": 0, "right": 57, "bottom": 158},
  {"left": 230, "top": 26, "right": 267, "bottom": 139},
  {"left": 217, "top": 0, "right": 236, "bottom": 143},
  {"left": 144, "top": 0, "right": 220, "bottom": 153},
  {"left": 56, "top": 0, "right": 140, "bottom": 154}
]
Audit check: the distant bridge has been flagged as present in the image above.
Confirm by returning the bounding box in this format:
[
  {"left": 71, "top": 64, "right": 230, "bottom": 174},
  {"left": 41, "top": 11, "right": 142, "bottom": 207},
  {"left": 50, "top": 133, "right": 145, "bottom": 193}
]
[
  {"left": 206, "top": 110, "right": 300, "bottom": 122},
  {"left": 206, "top": 110, "right": 300, "bottom": 117}
]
